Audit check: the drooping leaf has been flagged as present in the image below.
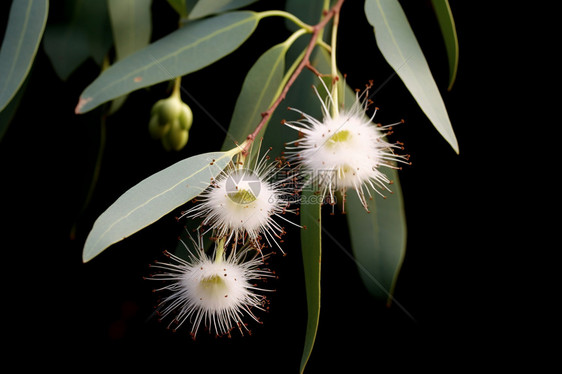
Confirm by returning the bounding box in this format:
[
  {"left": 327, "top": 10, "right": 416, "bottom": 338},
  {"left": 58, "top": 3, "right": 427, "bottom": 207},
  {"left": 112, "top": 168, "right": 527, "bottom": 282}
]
[
  {"left": 430, "top": 0, "right": 459, "bottom": 91},
  {"left": 188, "top": 0, "right": 259, "bottom": 20},
  {"left": 43, "top": 0, "right": 113, "bottom": 81},
  {"left": 0, "top": 0, "right": 48, "bottom": 112},
  {"left": 82, "top": 150, "right": 237, "bottom": 262},
  {"left": 221, "top": 42, "right": 287, "bottom": 155},
  {"left": 107, "top": 0, "right": 153, "bottom": 113},
  {"left": 284, "top": 0, "right": 325, "bottom": 31},
  {"left": 76, "top": 11, "right": 260, "bottom": 114},
  {"left": 345, "top": 169, "right": 407, "bottom": 305},
  {"left": 167, "top": 0, "right": 188, "bottom": 18},
  {"left": 364, "top": 0, "right": 459, "bottom": 153},
  {"left": 338, "top": 76, "right": 407, "bottom": 304},
  {"left": 108, "top": 0, "right": 152, "bottom": 61},
  {"left": 299, "top": 189, "right": 322, "bottom": 374}
]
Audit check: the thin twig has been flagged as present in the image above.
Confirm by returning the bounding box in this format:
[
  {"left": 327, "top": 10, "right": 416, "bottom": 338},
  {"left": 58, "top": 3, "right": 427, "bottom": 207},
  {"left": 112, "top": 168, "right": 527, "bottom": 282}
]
[{"left": 242, "top": 0, "right": 345, "bottom": 155}]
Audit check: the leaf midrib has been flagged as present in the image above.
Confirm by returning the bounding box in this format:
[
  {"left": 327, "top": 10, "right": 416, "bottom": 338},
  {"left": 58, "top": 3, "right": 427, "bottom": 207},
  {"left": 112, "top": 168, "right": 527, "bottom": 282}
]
[
  {"left": 90, "top": 151, "right": 234, "bottom": 249},
  {"left": 82, "top": 12, "right": 257, "bottom": 101}
]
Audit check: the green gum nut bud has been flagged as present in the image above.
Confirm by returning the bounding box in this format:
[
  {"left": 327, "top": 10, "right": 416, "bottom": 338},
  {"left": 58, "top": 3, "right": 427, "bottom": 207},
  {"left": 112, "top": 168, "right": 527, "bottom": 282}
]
[
  {"left": 148, "top": 114, "right": 170, "bottom": 139},
  {"left": 150, "top": 99, "right": 164, "bottom": 117},
  {"left": 155, "top": 96, "right": 182, "bottom": 126},
  {"left": 161, "top": 118, "right": 188, "bottom": 151},
  {"left": 178, "top": 103, "right": 193, "bottom": 131}
]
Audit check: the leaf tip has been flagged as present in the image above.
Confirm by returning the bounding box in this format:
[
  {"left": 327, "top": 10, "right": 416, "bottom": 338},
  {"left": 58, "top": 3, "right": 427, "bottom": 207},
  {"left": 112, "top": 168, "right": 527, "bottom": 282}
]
[
  {"left": 75, "top": 96, "right": 92, "bottom": 114},
  {"left": 451, "top": 139, "right": 460, "bottom": 155},
  {"left": 82, "top": 250, "right": 93, "bottom": 263}
]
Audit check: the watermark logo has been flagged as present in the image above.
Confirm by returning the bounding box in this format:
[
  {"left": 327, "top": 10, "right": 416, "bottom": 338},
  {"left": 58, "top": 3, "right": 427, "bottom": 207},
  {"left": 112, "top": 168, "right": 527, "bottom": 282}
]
[{"left": 225, "top": 169, "right": 262, "bottom": 205}]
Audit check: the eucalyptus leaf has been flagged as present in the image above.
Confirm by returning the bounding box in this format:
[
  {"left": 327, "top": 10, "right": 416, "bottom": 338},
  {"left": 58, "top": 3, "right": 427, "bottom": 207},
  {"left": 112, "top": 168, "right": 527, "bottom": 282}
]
[
  {"left": 83, "top": 150, "right": 237, "bottom": 262},
  {"left": 108, "top": 0, "right": 152, "bottom": 61},
  {"left": 107, "top": 0, "right": 153, "bottom": 113},
  {"left": 221, "top": 42, "right": 286, "bottom": 154},
  {"left": 285, "top": 0, "right": 325, "bottom": 31},
  {"left": 188, "top": 0, "right": 259, "bottom": 20},
  {"left": 338, "top": 76, "right": 407, "bottom": 304},
  {"left": 0, "top": 0, "right": 48, "bottom": 112},
  {"left": 431, "top": 0, "right": 459, "bottom": 91},
  {"left": 364, "top": 0, "right": 459, "bottom": 153},
  {"left": 43, "top": 0, "right": 113, "bottom": 81},
  {"left": 167, "top": 0, "right": 188, "bottom": 18},
  {"left": 345, "top": 169, "right": 406, "bottom": 304},
  {"left": 299, "top": 189, "right": 322, "bottom": 374},
  {"left": 76, "top": 11, "right": 260, "bottom": 114}
]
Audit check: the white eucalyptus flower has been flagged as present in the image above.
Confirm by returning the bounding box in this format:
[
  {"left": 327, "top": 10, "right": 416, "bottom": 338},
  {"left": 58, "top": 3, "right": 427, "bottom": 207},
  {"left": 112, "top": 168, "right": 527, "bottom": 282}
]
[
  {"left": 148, "top": 236, "right": 273, "bottom": 338},
  {"left": 285, "top": 81, "right": 410, "bottom": 211},
  {"left": 181, "top": 150, "right": 299, "bottom": 252}
]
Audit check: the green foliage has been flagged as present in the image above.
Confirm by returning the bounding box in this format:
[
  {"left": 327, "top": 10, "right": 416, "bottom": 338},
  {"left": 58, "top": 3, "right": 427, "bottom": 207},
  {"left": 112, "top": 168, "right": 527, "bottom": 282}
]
[
  {"left": 43, "top": 0, "right": 112, "bottom": 81},
  {"left": 221, "top": 42, "right": 287, "bottom": 152},
  {"left": 365, "top": 0, "right": 459, "bottom": 153},
  {"left": 0, "top": 0, "right": 48, "bottom": 112},
  {"left": 82, "top": 150, "right": 237, "bottom": 262},
  {"left": 188, "top": 0, "right": 260, "bottom": 20},
  {"left": 346, "top": 177, "right": 407, "bottom": 304},
  {"left": 299, "top": 190, "right": 322, "bottom": 373},
  {"left": 75, "top": 11, "right": 260, "bottom": 114},
  {"left": 431, "top": 0, "right": 459, "bottom": 91}
]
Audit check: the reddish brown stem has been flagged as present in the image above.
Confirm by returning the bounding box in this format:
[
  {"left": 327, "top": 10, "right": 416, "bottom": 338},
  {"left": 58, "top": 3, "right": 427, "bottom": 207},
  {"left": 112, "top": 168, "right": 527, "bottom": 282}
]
[{"left": 242, "top": 0, "right": 345, "bottom": 155}]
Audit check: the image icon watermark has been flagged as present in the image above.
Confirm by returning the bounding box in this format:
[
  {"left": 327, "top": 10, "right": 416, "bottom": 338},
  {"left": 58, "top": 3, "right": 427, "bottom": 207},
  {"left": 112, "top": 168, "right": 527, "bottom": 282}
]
[{"left": 225, "top": 169, "right": 262, "bottom": 205}]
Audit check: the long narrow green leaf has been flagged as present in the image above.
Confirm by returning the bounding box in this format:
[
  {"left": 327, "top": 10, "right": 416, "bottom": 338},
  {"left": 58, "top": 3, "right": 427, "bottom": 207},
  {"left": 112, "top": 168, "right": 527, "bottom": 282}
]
[
  {"left": 299, "top": 189, "right": 322, "bottom": 374},
  {"left": 107, "top": 0, "right": 153, "bottom": 113},
  {"left": 340, "top": 79, "right": 407, "bottom": 304},
  {"left": 42, "top": 0, "right": 113, "bottom": 81},
  {"left": 346, "top": 169, "right": 406, "bottom": 305},
  {"left": 83, "top": 150, "right": 237, "bottom": 262},
  {"left": 285, "top": 0, "right": 325, "bottom": 31},
  {"left": 167, "top": 0, "right": 188, "bottom": 18},
  {"left": 364, "top": 0, "right": 459, "bottom": 153},
  {"left": 108, "top": 0, "right": 152, "bottom": 61},
  {"left": 431, "top": 0, "right": 459, "bottom": 91},
  {"left": 76, "top": 11, "right": 259, "bottom": 114},
  {"left": 221, "top": 42, "right": 287, "bottom": 153},
  {"left": 0, "top": 0, "right": 48, "bottom": 112},
  {"left": 188, "top": 0, "right": 259, "bottom": 20}
]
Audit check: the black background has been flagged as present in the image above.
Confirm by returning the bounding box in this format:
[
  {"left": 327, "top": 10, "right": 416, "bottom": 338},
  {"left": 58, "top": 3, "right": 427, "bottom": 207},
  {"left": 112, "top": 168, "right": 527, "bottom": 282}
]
[{"left": 1, "top": 0, "right": 547, "bottom": 371}]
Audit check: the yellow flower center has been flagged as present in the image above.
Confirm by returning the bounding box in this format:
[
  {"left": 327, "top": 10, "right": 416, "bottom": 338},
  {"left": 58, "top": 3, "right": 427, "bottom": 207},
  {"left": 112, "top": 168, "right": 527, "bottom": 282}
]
[
  {"left": 200, "top": 274, "right": 227, "bottom": 291},
  {"left": 227, "top": 188, "right": 257, "bottom": 204},
  {"left": 327, "top": 129, "right": 351, "bottom": 146}
]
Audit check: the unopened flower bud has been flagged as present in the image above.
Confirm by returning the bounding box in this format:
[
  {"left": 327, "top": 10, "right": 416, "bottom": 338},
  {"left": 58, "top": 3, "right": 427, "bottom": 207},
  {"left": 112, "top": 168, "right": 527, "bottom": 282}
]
[
  {"left": 178, "top": 102, "right": 193, "bottom": 131},
  {"left": 155, "top": 96, "right": 182, "bottom": 126},
  {"left": 149, "top": 92, "right": 193, "bottom": 151},
  {"left": 162, "top": 118, "right": 188, "bottom": 151},
  {"left": 148, "top": 113, "right": 169, "bottom": 139}
]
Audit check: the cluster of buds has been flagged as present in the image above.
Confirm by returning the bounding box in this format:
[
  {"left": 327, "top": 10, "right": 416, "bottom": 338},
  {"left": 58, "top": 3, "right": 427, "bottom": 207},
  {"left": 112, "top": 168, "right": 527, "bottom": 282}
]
[{"left": 149, "top": 86, "right": 193, "bottom": 151}]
